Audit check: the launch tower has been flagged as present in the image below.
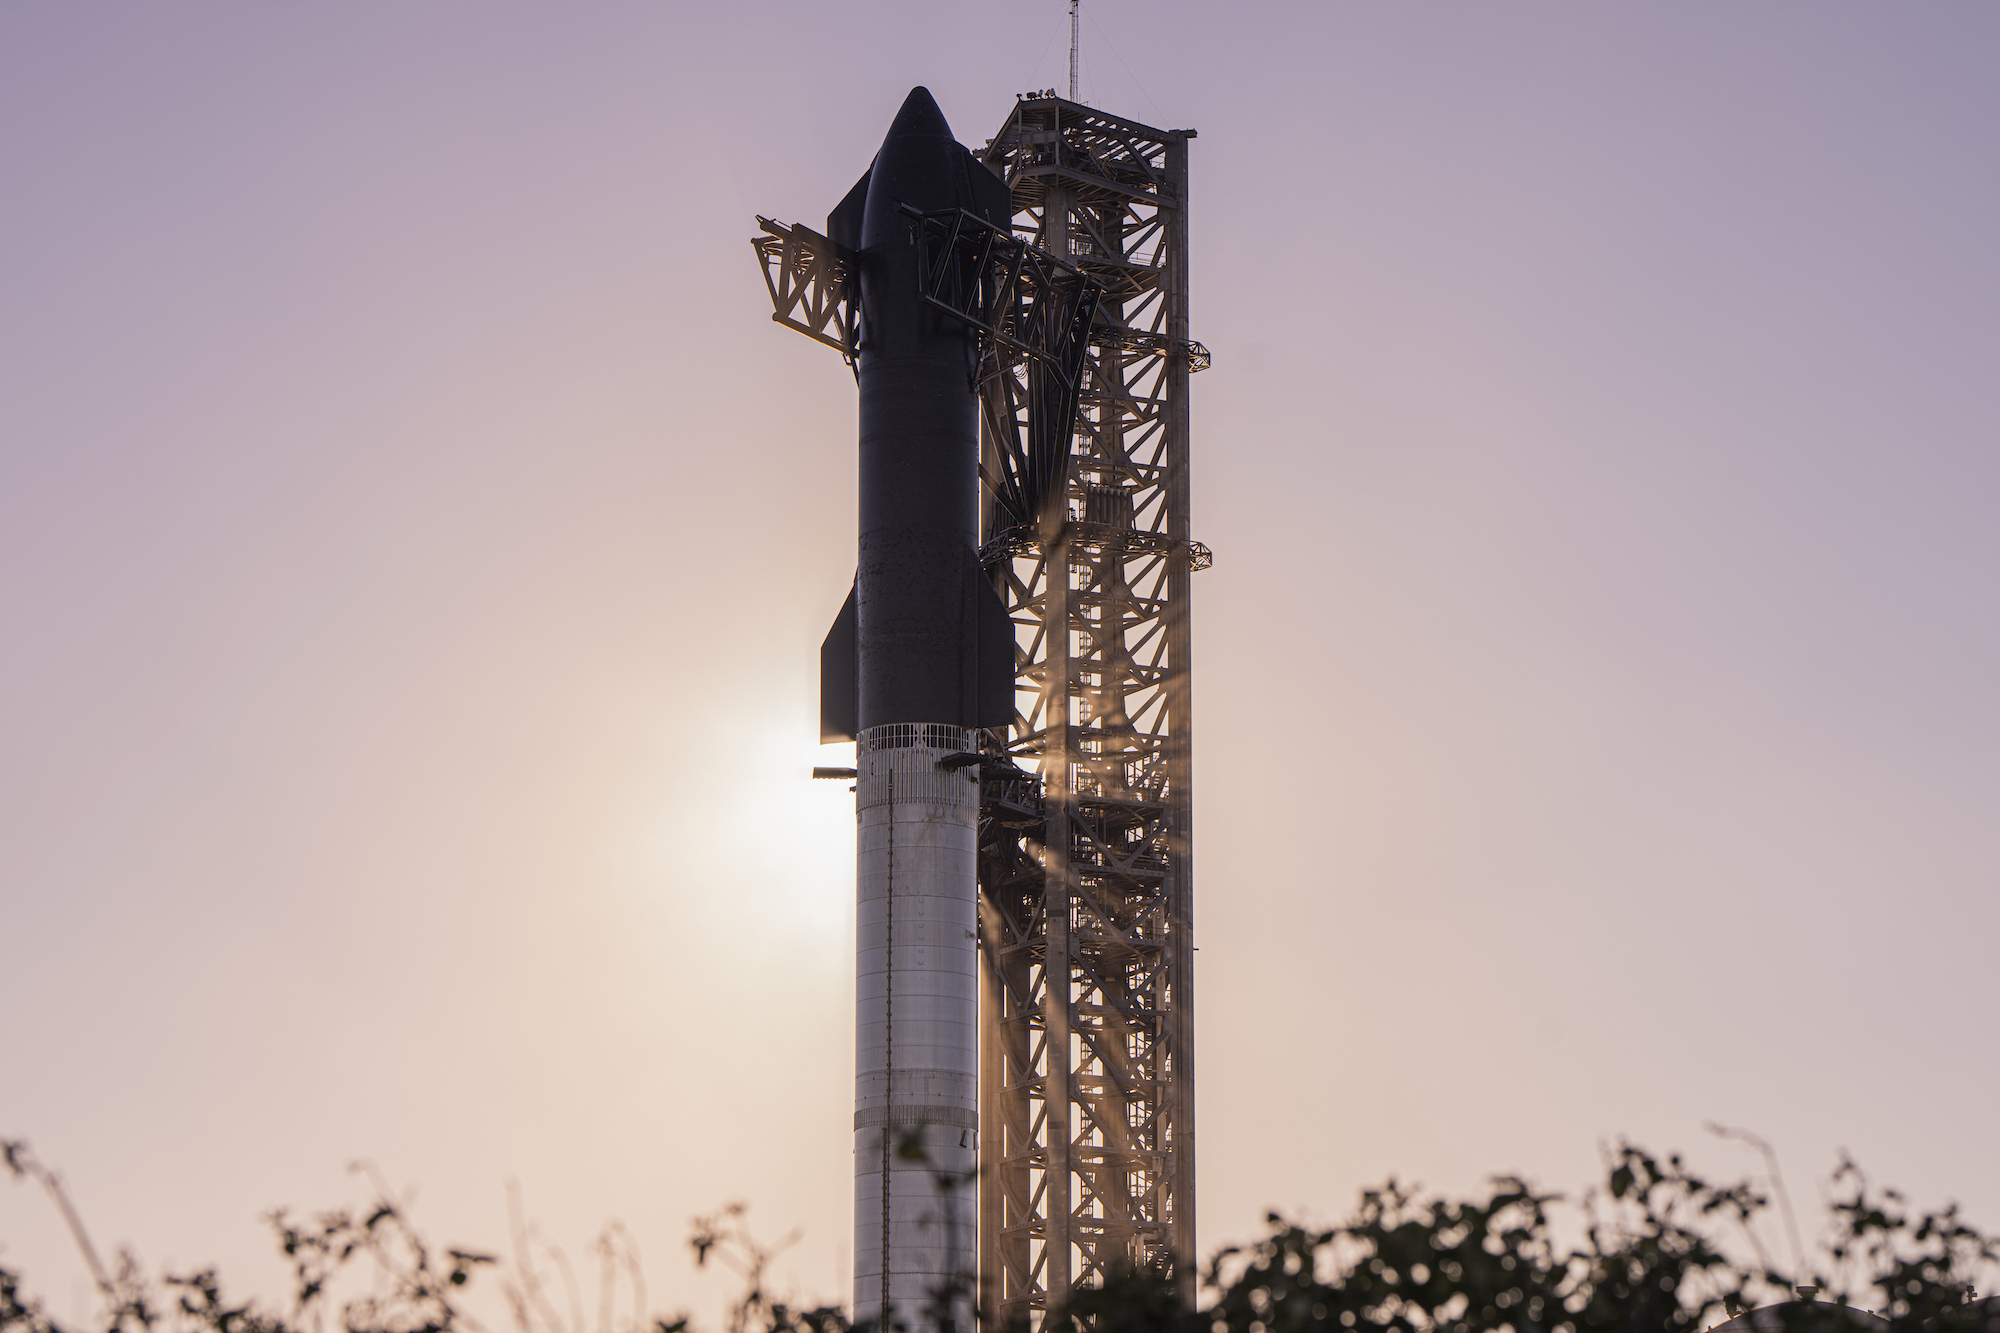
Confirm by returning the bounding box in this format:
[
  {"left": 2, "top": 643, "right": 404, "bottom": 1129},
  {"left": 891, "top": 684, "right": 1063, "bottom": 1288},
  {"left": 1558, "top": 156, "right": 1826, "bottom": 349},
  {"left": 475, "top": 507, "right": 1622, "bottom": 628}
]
[{"left": 971, "top": 94, "right": 1204, "bottom": 1326}]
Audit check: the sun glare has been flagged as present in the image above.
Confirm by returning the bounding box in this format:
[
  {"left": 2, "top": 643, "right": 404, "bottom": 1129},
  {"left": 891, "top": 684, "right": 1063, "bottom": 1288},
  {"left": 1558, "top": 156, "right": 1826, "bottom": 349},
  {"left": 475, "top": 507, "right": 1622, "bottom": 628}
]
[{"left": 632, "top": 696, "right": 855, "bottom": 940}]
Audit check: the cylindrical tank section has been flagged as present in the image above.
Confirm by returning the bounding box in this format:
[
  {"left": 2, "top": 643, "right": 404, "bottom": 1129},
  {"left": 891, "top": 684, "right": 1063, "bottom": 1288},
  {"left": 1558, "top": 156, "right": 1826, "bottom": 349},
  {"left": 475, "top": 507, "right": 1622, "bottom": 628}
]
[{"left": 853, "top": 723, "right": 979, "bottom": 1332}]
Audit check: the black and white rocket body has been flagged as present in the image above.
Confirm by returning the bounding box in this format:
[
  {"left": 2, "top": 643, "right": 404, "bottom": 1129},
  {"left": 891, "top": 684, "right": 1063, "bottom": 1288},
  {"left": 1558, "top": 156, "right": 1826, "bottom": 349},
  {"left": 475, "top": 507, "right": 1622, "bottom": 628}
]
[{"left": 817, "top": 87, "right": 1015, "bottom": 1332}]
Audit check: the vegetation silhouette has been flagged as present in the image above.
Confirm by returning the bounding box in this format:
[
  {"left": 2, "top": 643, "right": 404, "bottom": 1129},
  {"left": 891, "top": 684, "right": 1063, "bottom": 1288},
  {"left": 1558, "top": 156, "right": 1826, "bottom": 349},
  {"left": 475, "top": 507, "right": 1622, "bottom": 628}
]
[{"left": 6, "top": 1137, "right": 1996, "bottom": 1333}]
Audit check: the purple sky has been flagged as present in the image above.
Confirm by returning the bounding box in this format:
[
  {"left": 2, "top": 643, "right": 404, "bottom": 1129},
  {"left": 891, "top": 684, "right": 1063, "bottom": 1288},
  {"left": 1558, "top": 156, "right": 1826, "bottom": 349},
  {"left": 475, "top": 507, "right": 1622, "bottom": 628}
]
[{"left": 4, "top": 2, "right": 1997, "bottom": 1325}]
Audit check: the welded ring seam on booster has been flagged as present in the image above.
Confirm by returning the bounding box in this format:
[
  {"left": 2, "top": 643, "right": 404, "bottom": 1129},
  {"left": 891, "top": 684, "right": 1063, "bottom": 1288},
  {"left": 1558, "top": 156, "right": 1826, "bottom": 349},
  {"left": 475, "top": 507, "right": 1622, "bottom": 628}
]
[{"left": 855, "top": 1105, "right": 980, "bottom": 1130}]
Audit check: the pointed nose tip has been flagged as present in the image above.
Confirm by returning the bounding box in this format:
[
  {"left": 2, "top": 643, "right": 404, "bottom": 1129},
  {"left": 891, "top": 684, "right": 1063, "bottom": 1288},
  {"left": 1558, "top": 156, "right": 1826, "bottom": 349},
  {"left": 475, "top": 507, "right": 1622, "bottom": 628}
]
[{"left": 886, "top": 85, "right": 954, "bottom": 142}]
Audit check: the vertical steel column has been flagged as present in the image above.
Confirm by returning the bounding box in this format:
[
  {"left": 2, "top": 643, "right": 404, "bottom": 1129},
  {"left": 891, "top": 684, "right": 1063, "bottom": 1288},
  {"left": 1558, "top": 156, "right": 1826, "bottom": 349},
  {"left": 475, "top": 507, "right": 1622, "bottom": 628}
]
[
  {"left": 1038, "top": 172, "right": 1078, "bottom": 1314},
  {"left": 1161, "top": 132, "right": 1198, "bottom": 1309},
  {"left": 1039, "top": 524, "right": 1075, "bottom": 1312}
]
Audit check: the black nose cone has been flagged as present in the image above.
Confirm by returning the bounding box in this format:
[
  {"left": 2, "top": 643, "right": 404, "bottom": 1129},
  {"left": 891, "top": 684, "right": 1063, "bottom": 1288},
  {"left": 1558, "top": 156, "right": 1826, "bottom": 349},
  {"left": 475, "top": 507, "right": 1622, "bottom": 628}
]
[
  {"left": 884, "top": 86, "right": 953, "bottom": 145},
  {"left": 862, "top": 86, "right": 963, "bottom": 247}
]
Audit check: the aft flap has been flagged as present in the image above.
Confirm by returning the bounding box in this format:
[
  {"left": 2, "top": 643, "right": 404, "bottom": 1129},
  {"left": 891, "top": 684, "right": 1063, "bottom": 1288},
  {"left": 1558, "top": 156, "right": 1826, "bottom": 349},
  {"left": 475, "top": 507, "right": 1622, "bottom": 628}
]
[
  {"left": 976, "top": 573, "right": 1016, "bottom": 732},
  {"left": 821, "top": 582, "right": 859, "bottom": 743},
  {"left": 827, "top": 168, "right": 872, "bottom": 253},
  {"left": 960, "top": 146, "right": 1013, "bottom": 228}
]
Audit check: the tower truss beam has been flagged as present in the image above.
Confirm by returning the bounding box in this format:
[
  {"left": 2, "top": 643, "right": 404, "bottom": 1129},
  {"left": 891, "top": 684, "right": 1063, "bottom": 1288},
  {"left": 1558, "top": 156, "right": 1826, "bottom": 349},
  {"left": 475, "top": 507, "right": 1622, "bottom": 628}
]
[{"left": 751, "top": 216, "right": 858, "bottom": 361}]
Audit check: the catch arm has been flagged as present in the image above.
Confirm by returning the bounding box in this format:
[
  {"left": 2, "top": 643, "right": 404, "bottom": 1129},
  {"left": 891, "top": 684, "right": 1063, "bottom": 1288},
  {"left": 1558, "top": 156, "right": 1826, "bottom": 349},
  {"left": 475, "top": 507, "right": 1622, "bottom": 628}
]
[{"left": 750, "top": 216, "right": 861, "bottom": 363}]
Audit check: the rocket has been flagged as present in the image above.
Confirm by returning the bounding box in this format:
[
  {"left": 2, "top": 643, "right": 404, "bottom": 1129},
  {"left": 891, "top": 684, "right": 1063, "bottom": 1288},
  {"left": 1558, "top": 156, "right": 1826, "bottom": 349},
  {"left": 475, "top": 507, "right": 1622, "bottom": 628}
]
[{"left": 815, "top": 87, "right": 1016, "bottom": 1332}]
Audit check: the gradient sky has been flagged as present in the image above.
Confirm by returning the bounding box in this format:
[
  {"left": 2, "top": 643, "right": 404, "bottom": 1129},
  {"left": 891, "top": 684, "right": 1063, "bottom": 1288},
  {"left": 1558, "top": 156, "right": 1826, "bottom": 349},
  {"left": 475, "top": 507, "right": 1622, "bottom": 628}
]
[{"left": 4, "top": 3, "right": 1997, "bottom": 1326}]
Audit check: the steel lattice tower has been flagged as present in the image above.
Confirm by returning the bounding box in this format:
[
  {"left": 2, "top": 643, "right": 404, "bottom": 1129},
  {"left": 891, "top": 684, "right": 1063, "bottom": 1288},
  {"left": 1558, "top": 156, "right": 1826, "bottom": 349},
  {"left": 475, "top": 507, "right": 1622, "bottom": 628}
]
[{"left": 973, "top": 94, "right": 1205, "bottom": 1327}]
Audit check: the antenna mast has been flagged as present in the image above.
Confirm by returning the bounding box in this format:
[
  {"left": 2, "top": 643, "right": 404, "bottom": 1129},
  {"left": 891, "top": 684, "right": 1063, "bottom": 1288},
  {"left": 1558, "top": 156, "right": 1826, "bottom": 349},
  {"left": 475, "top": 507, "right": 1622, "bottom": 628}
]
[{"left": 1069, "top": 0, "right": 1079, "bottom": 100}]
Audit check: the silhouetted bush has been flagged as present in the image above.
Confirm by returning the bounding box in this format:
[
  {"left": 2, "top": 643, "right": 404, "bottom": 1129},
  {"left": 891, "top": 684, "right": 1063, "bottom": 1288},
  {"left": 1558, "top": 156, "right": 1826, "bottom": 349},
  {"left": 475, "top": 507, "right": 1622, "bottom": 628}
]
[{"left": 7, "top": 1137, "right": 1996, "bottom": 1333}]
